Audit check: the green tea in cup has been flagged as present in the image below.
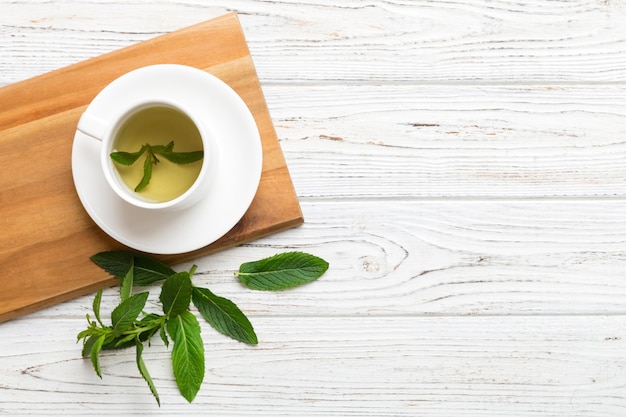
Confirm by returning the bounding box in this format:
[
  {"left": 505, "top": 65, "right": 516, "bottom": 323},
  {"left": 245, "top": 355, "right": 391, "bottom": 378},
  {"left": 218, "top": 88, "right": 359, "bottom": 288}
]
[{"left": 111, "top": 105, "right": 204, "bottom": 203}]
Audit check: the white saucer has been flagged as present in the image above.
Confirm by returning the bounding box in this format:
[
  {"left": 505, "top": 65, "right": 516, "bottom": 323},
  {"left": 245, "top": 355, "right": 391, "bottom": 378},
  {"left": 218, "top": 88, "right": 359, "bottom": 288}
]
[{"left": 71, "top": 65, "right": 262, "bottom": 254}]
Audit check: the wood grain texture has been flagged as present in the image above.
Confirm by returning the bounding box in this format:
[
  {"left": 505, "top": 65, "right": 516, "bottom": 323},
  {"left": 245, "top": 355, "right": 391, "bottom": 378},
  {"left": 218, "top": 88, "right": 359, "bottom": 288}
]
[
  {"left": 27, "top": 200, "right": 625, "bottom": 318},
  {"left": 1, "top": 1, "right": 626, "bottom": 416},
  {"left": 0, "top": 13, "right": 303, "bottom": 322},
  {"left": 2, "top": 1, "right": 626, "bottom": 85},
  {"left": 1, "top": 315, "right": 625, "bottom": 416},
  {"left": 266, "top": 84, "right": 626, "bottom": 198}
]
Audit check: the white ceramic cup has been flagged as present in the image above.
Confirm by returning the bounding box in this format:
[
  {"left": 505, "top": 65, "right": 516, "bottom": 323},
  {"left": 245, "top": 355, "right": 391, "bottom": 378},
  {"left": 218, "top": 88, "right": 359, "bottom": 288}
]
[{"left": 77, "top": 98, "right": 216, "bottom": 211}]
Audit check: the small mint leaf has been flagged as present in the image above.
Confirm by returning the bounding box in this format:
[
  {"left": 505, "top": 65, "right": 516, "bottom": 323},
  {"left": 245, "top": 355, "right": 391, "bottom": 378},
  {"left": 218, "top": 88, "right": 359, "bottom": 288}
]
[
  {"left": 160, "top": 272, "right": 192, "bottom": 318},
  {"left": 136, "top": 341, "right": 160, "bottom": 406},
  {"left": 114, "top": 333, "right": 138, "bottom": 347},
  {"left": 158, "top": 149, "right": 204, "bottom": 164},
  {"left": 90, "top": 334, "right": 106, "bottom": 378},
  {"left": 167, "top": 311, "right": 204, "bottom": 403},
  {"left": 135, "top": 151, "right": 154, "bottom": 192},
  {"left": 159, "top": 322, "right": 169, "bottom": 348},
  {"left": 192, "top": 287, "right": 257, "bottom": 345},
  {"left": 111, "top": 292, "right": 149, "bottom": 336},
  {"left": 120, "top": 258, "right": 133, "bottom": 302},
  {"left": 92, "top": 289, "right": 103, "bottom": 326},
  {"left": 81, "top": 334, "right": 97, "bottom": 358},
  {"left": 110, "top": 145, "right": 147, "bottom": 165},
  {"left": 237, "top": 252, "right": 329, "bottom": 291}
]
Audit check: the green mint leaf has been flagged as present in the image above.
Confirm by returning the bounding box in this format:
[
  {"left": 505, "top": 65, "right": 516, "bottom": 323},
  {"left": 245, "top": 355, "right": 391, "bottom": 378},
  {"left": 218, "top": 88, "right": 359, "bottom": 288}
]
[
  {"left": 90, "top": 334, "right": 106, "bottom": 378},
  {"left": 149, "top": 144, "right": 167, "bottom": 153},
  {"left": 236, "top": 252, "right": 329, "bottom": 291},
  {"left": 81, "top": 334, "right": 97, "bottom": 358},
  {"left": 158, "top": 149, "right": 204, "bottom": 165},
  {"left": 135, "top": 151, "right": 154, "bottom": 192},
  {"left": 159, "top": 322, "right": 169, "bottom": 348},
  {"left": 163, "top": 141, "right": 174, "bottom": 152},
  {"left": 92, "top": 289, "right": 103, "bottom": 326},
  {"left": 133, "top": 253, "right": 176, "bottom": 285},
  {"left": 109, "top": 142, "right": 202, "bottom": 191},
  {"left": 167, "top": 311, "right": 204, "bottom": 403},
  {"left": 137, "top": 313, "right": 164, "bottom": 345},
  {"left": 91, "top": 250, "right": 132, "bottom": 279},
  {"left": 110, "top": 145, "right": 147, "bottom": 166},
  {"left": 160, "top": 272, "right": 192, "bottom": 318},
  {"left": 102, "top": 338, "right": 135, "bottom": 351},
  {"left": 114, "top": 332, "right": 138, "bottom": 348},
  {"left": 136, "top": 340, "right": 160, "bottom": 406},
  {"left": 192, "top": 287, "right": 257, "bottom": 345},
  {"left": 111, "top": 292, "right": 149, "bottom": 336},
  {"left": 120, "top": 258, "right": 133, "bottom": 302},
  {"left": 90, "top": 251, "right": 175, "bottom": 286},
  {"left": 77, "top": 326, "right": 91, "bottom": 342}
]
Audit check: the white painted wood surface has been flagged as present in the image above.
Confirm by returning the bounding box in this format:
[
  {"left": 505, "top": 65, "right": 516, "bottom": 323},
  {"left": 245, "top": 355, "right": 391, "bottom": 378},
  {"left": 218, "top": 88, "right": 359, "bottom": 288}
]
[{"left": 2, "top": 1, "right": 626, "bottom": 415}]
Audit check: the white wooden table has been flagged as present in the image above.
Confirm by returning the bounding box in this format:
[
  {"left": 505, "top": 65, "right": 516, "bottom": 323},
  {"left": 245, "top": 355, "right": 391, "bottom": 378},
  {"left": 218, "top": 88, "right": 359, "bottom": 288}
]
[{"left": 2, "top": 1, "right": 626, "bottom": 415}]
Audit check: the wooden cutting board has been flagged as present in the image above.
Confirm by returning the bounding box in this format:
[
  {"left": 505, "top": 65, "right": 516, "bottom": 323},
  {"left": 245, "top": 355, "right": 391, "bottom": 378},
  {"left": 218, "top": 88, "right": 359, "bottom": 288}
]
[{"left": 0, "top": 13, "right": 303, "bottom": 322}]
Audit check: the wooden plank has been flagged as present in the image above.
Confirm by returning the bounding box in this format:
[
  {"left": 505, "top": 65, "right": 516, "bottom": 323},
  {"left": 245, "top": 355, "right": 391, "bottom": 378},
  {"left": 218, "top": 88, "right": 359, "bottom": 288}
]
[
  {"left": 1, "top": 315, "right": 625, "bottom": 415},
  {"left": 167, "top": 199, "right": 626, "bottom": 316},
  {"left": 29, "top": 200, "right": 626, "bottom": 317},
  {"left": 266, "top": 84, "right": 626, "bottom": 198},
  {"left": 0, "top": 13, "right": 303, "bottom": 322},
  {"left": 2, "top": 1, "right": 626, "bottom": 85}
]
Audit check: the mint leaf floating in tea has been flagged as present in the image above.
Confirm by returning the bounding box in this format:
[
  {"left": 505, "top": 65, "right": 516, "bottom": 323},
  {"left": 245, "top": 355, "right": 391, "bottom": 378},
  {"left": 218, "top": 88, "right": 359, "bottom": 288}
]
[
  {"left": 108, "top": 144, "right": 148, "bottom": 165},
  {"left": 78, "top": 250, "right": 328, "bottom": 405},
  {"left": 110, "top": 141, "right": 203, "bottom": 192}
]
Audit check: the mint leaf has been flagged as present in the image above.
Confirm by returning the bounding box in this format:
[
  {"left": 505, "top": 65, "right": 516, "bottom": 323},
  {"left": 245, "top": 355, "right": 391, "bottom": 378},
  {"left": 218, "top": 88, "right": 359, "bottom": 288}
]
[
  {"left": 236, "top": 252, "right": 329, "bottom": 290},
  {"left": 81, "top": 334, "right": 97, "bottom": 358},
  {"left": 91, "top": 250, "right": 133, "bottom": 279},
  {"left": 120, "top": 258, "right": 133, "bottom": 302},
  {"left": 160, "top": 272, "right": 192, "bottom": 318},
  {"left": 167, "top": 311, "right": 204, "bottom": 403},
  {"left": 110, "top": 145, "right": 147, "bottom": 165},
  {"left": 137, "top": 314, "right": 163, "bottom": 342},
  {"left": 133, "top": 254, "right": 176, "bottom": 285},
  {"left": 110, "top": 142, "right": 202, "bottom": 191},
  {"left": 91, "top": 251, "right": 175, "bottom": 286},
  {"left": 147, "top": 141, "right": 173, "bottom": 154},
  {"left": 159, "top": 149, "right": 204, "bottom": 164},
  {"left": 136, "top": 340, "right": 160, "bottom": 406},
  {"left": 90, "top": 334, "right": 106, "bottom": 378},
  {"left": 192, "top": 287, "right": 257, "bottom": 345},
  {"left": 113, "top": 332, "right": 139, "bottom": 348},
  {"left": 92, "top": 289, "right": 103, "bottom": 326},
  {"left": 135, "top": 151, "right": 154, "bottom": 192},
  {"left": 159, "top": 322, "right": 169, "bottom": 348},
  {"left": 111, "top": 292, "right": 149, "bottom": 335},
  {"left": 152, "top": 140, "right": 203, "bottom": 164}
]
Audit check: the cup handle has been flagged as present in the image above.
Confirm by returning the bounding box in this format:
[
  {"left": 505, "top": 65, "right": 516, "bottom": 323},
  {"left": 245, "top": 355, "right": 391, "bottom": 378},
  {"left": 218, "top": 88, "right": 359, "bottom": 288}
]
[{"left": 77, "top": 112, "right": 107, "bottom": 141}]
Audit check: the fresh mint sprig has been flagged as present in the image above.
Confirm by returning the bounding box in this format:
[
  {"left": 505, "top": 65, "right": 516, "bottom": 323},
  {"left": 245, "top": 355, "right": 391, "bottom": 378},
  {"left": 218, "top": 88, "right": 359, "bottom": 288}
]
[
  {"left": 110, "top": 141, "right": 203, "bottom": 192},
  {"left": 78, "top": 250, "right": 328, "bottom": 405}
]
